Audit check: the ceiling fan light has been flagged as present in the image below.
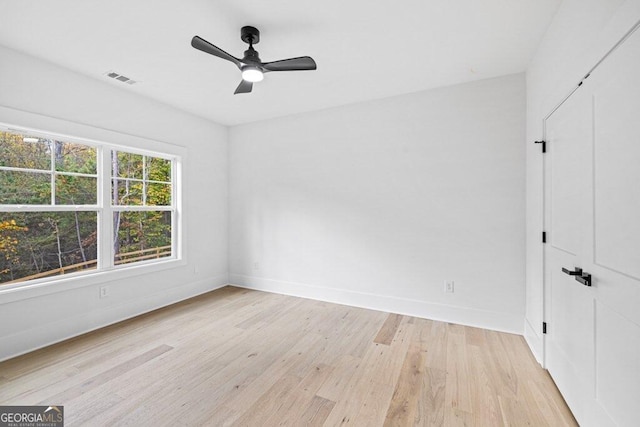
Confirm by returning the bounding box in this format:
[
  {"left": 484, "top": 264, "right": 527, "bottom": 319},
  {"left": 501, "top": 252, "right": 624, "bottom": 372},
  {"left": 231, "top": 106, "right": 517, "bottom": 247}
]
[{"left": 241, "top": 67, "right": 264, "bottom": 82}]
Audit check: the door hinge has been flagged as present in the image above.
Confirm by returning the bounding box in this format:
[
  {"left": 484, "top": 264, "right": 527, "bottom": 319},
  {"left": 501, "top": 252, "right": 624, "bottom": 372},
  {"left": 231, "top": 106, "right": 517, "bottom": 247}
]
[
  {"left": 543, "top": 322, "right": 547, "bottom": 334},
  {"left": 542, "top": 231, "right": 547, "bottom": 243},
  {"left": 534, "top": 140, "right": 546, "bottom": 153}
]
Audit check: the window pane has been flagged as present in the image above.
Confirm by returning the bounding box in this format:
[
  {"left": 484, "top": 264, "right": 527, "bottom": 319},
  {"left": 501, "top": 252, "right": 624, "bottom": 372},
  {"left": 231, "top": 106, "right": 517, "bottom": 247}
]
[
  {"left": 147, "top": 157, "right": 171, "bottom": 182},
  {"left": 0, "top": 131, "right": 51, "bottom": 170},
  {"left": 55, "top": 175, "right": 97, "bottom": 205},
  {"left": 55, "top": 141, "right": 97, "bottom": 174},
  {"left": 114, "top": 151, "right": 143, "bottom": 179},
  {"left": 0, "top": 212, "right": 97, "bottom": 285},
  {"left": 146, "top": 183, "right": 171, "bottom": 206},
  {"left": 0, "top": 170, "right": 51, "bottom": 204},
  {"left": 114, "top": 211, "right": 172, "bottom": 265},
  {"left": 112, "top": 179, "right": 143, "bottom": 206}
]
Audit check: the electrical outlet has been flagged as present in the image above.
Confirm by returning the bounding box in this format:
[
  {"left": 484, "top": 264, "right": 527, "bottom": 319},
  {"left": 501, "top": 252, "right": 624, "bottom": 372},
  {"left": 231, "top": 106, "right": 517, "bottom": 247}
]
[
  {"left": 99, "top": 285, "right": 110, "bottom": 298},
  {"left": 193, "top": 265, "right": 199, "bottom": 275},
  {"left": 254, "top": 262, "right": 260, "bottom": 271},
  {"left": 444, "top": 280, "right": 454, "bottom": 293}
]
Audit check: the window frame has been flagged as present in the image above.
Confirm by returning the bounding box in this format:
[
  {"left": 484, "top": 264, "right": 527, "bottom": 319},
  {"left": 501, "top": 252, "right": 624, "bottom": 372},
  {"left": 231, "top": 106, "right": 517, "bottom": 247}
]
[{"left": 0, "top": 123, "right": 183, "bottom": 295}]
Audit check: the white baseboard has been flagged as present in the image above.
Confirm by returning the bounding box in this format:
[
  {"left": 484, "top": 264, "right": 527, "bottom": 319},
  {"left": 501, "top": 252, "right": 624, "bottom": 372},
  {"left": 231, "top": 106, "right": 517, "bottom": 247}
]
[
  {"left": 230, "top": 274, "right": 523, "bottom": 335},
  {"left": 0, "top": 274, "right": 229, "bottom": 362},
  {"left": 524, "top": 317, "right": 544, "bottom": 365}
]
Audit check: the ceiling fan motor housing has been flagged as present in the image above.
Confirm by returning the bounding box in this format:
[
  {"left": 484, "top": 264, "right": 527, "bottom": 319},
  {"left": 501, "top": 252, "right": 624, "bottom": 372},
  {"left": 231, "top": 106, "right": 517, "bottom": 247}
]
[{"left": 243, "top": 48, "right": 261, "bottom": 64}]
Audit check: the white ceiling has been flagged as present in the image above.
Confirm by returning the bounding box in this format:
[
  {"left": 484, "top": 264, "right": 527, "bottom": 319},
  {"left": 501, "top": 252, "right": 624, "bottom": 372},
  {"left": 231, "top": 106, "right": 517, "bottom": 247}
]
[{"left": 0, "top": 0, "right": 561, "bottom": 126}]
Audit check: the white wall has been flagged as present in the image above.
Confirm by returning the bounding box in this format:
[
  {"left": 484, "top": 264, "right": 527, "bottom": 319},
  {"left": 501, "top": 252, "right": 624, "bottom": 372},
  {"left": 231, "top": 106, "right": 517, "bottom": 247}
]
[
  {"left": 229, "top": 74, "right": 526, "bottom": 333},
  {"left": 0, "top": 46, "right": 228, "bottom": 361},
  {"left": 525, "top": 0, "right": 640, "bottom": 361}
]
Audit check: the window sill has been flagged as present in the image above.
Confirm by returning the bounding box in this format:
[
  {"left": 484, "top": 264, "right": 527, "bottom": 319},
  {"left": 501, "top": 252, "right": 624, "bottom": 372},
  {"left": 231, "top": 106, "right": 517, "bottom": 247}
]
[{"left": 0, "top": 257, "right": 187, "bottom": 304}]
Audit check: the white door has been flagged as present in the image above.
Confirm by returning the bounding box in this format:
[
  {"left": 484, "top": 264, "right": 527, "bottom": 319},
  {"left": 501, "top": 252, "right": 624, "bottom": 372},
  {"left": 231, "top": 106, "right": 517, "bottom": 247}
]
[{"left": 544, "top": 25, "right": 640, "bottom": 427}]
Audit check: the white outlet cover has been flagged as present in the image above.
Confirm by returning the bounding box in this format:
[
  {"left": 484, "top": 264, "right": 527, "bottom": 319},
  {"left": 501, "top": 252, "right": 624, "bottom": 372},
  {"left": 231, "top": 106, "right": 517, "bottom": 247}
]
[{"left": 444, "top": 281, "right": 455, "bottom": 293}]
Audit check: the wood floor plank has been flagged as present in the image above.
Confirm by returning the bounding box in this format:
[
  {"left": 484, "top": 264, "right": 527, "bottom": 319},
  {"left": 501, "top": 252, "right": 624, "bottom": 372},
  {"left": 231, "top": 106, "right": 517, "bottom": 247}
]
[
  {"left": 414, "top": 367, "right": 447, "bottom": 426},
  {"left": 0, "top": 286, "right": 577, "bottom": 426},
  {"left": 39, "top": 344, "right": 172, "bottom": 405},
  {"left": 206, "top": 331, "right": 327, "bottom": 425},
  {"left": 321, "top": 322, "right": 415, "bottom": 426},
  {"left": 231, "top": 374, "right": 303, "bottom": 426},
  {"left": 527, "top": 375, "right": 578, "bottom": 426},
  {"left": 467, "top": 344, "right": 503, "bottom": 426},
  {"left": 320, "top": 350, "right": 387, "bottom": 425},
  {"left": 260, "top": 363, "right": 335, "bottom": 425},
  {"left": 374, "top": 317, "right": 415, "bottom": 387},
  {"left": 373, "top": 313, "right": 403, "bottom": 345},
  {"left": 147, "top": 315, "right": 322, "bottom": 425},
  {"left": 316, "top": 354, "right": 361, "bottom": 401},
  {"left": 445, "top": 328, "right": 473, "bottom": 413},
  {"left": 484, "top": 330, "right": 520, "bottom": 398},
  {"left": 300, "top": 395, "right": 336, "bottom": 426},
  {"left": 65, "top": 346, "right": 224, "bottom": 426},
  {"left": 424, "top": 319, "right": 448, "bottom": 371},
  {"left": 63, "top": 389, "right": 125, "bottom": 426},
  {"left": 354, "top": 381, "right": 395, "bottom": 426},
  {"left": 234, "top": 292, "right": 303, "bottom": 330},
  {"left": 383, "top": 340, "right": 424, "bottom": 426}
]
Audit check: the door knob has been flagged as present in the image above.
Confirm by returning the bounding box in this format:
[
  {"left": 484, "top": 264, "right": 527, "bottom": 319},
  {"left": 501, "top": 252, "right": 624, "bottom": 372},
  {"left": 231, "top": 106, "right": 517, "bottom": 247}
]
[
  {"left": 562, "top": 267, "right": 592, "bottom": 287},
  {"left": 562, "top": 267, "right": 583, "bottom": 276},
  {"left": 576, "top": 273, "right": 592, "bottom": 287}
]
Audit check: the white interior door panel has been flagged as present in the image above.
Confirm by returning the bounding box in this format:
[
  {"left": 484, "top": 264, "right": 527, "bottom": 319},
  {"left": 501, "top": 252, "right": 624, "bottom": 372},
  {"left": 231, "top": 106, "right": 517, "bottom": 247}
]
[{"left": 543, "top": 24, "right": 640, "bottom": 427}]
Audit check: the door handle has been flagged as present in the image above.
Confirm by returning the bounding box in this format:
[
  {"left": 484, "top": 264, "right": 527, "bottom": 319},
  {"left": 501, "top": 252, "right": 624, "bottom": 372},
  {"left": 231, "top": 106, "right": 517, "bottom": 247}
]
[
  {"left": 576, "top": 273, "right": 592, "bottom": 287},
  {"left": 562, "top": 267, "right": 583, "bottom": 276},
  {"left": 562, "top": 267, "right": 592, "bottom": 287}
]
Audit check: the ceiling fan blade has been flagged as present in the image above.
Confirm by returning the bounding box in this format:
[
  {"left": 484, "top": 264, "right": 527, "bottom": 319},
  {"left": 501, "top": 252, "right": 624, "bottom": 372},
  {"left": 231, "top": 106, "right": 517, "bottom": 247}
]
[
  {"left": 191, "top": 36, "right": 241, "bottom": 67},
  {"left": 234, "top": 80, "right": 253, "bottom": 94},
  {"left": 262, "top": 56, "right": 317, "bottom": 72}
]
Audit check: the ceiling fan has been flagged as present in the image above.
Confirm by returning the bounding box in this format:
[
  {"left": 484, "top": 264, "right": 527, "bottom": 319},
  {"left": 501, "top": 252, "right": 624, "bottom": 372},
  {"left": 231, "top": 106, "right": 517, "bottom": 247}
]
[{"left": 191, "top": 26, "right": 317, "bottom": 94}]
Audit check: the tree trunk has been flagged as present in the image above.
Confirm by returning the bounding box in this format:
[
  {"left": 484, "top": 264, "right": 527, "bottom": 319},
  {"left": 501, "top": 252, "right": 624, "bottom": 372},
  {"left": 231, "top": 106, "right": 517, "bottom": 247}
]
[
  {"left": 74, "top": 211, "right": 87, "bottom": 264},
  {"left": 68, "top": 196, "right": 88, "bottom": 265},
  {"left": 29, "top": 245, "right": 40, "bottom": 272},
  {"left": 112, "top": 151, "right": 121, "bottom": 256},
  {"left": 52, "top": 219, "right": 63, "bottom": 269},
  {"left": 138, "top": 215, "right": 145, "bottom": 250}
]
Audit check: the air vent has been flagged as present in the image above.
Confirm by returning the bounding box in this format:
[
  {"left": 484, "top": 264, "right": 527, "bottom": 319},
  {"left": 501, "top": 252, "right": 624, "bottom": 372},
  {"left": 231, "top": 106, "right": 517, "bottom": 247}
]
[{"left": 104, "top": 71, "right": 137, "bottom": 85}]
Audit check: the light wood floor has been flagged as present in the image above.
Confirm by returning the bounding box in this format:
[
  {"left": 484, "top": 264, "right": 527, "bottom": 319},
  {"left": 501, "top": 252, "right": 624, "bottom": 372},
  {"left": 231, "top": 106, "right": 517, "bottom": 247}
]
[{"left": 0, "top": 286, "right": 576, "bottom": 426}]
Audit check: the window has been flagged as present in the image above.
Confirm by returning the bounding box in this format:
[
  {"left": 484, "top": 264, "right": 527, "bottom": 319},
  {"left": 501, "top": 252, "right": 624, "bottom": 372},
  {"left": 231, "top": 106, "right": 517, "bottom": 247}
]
[
  {"left": 0, "top": 126, "right": 178, "bottom": 287},
  {"left": 112, "top": 151, "right": 173, "bottom": 266}
]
